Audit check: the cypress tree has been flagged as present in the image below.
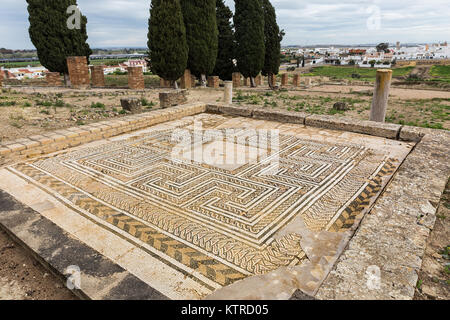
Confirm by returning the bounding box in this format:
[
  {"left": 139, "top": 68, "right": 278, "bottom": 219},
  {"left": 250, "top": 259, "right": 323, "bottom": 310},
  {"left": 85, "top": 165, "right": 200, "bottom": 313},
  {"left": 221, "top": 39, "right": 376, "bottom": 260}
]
[
  {"left": 213, "top": 0, "right": 235, "bottom": 81},
  {"left": 148, "top": 0, "right": 188, "bottom": 88},
  {"left": 261, "top": 0, "right": 284, "bottom": 89},
  {"left": 234, "top": 0, "right": 265, "bottom": 87},
  {"left": 26, "top": 0, "right": 92, "bottom": 83},
  {"left": 180, "top": 0, "right": 218, "bottom": 85}
]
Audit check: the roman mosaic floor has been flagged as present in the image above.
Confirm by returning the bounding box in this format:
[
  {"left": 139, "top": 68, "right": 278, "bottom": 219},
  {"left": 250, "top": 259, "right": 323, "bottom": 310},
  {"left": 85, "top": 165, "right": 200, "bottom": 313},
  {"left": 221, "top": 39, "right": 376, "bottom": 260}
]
[{"left": 0, "top": 113, "right": 414, "bottom": 299}]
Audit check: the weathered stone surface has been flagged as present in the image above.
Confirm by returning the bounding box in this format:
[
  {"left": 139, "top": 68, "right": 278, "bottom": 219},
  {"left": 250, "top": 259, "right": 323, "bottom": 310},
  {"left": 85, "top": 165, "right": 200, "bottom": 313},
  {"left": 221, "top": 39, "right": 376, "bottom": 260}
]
[
  {"left": 217, "top": 105, "right": 254, "bottom": 117},
  {"left": 253, "top": 109, "right": 306, "bottom": 125},
  {"left": 128, "top": 66, "right": 145, "bottom": 90},
  {"left": 281, "top": 73, "right": 289, "bottom": 87},
  {"left": 333, "top": 102, "right": 349, "bottom": 111},
  {"left": 180, "top": 69, "right": 192, "bottom": 89},
  {"left": 305, "top": 114, "right": 401, "bottom": 139},
  {"left": 292, "top": 74, "right": 301, "bottom": 87},
  {"left": 45, "top": 72, "right": 63, "bottom": 87},
  {"left": 67, "top": 56, "right": 90, "bottom": 89},
  {"left": 232, "top": 72, "right": 241, "bottom": 88},
  {"left": 90, "top": 65, "right": 105, "bottom": 87},
  {"left": 316, "top": 132, "right": 450, "bottom": 300},
  {"left": 207, "top": 76, "right": 220, "bottom": 89},
  {"left": 159, "top": 90, "right": 188, "bottom": 108},
  {"left": 120, "top": 98, "right": 142, "bottom": 114}
]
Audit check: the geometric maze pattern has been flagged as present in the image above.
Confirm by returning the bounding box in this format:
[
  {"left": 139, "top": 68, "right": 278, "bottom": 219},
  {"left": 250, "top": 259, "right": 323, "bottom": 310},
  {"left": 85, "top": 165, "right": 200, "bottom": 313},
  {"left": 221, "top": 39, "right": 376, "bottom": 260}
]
[{"left": 10, "top": 122, "right": 395, "bottom": 289}]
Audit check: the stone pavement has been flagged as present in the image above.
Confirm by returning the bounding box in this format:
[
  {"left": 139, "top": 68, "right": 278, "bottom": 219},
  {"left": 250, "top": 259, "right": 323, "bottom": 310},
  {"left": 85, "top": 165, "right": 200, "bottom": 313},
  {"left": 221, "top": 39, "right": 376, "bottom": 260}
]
[{"left": 0, "top": 103, "right": 448, "bottom": 300}]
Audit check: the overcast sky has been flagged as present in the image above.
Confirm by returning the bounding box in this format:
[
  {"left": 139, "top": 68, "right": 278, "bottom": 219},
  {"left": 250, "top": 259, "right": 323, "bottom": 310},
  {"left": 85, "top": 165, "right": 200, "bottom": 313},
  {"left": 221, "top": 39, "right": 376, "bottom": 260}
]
[{"left": 1, "top": 0, "right": 449, "bottom": 49}]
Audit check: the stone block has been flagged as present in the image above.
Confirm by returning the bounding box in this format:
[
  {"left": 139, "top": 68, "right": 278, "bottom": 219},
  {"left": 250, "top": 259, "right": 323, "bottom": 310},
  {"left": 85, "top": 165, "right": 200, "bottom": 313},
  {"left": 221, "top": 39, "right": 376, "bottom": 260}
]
[
  {"left": 159, "top": 90, "right": 188, "bottom": 109},
  {"left": 281, "top": 73, "right": 289, "bottom": 87},
  {"left": 292, "top": 74, "right": 301, "bottom": 87},
  {"left": 120, "top": 98, "right": 143, "bottom": 114}
]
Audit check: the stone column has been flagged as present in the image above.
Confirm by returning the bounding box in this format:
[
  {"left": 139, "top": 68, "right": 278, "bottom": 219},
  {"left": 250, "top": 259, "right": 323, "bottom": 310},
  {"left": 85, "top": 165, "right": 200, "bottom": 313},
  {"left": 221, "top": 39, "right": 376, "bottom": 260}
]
[
  {"left": 67, "top": 56, "right": 90, "bottom": 89},
  {"left": 207, "top": 76, "right": 220, "bottom": 88},
  {"left": 281, "top": 73, "right": 289, "bottom": 87},
  {"left": 370, "top": 69, "right": 393, "bottom": 123},
  {"left": 292, "top": 74, "right": 301, "bottom": 87},
  {"left": 180, "top": 69, "right": 192, "bottom": 89},
  {"left": 128, "top": 66, "right": 145, "bottom": 90},
  {"left": 45, "top": 72, "right": 63, "bottom": 87},
  {"left": 224, "top": 81, "right": 233, "bottom": 105},
  {"left": 232, "top": 72, "right": 241, "bottom": 88},
  {"left": 90, "top": 65, "right": 105, "bottom": 87},
  {"left": 244, "top": 77, "right": 251, "bottom": 87},
  {"left": 255, "top": 74, "right": 262, "bottom": 86}
]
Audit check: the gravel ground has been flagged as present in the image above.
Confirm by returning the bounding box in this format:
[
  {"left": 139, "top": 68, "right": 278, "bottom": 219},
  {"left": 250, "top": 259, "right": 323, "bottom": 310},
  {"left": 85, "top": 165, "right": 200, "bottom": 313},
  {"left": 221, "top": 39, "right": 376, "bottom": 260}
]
[{"left": 0, "top": 229, "right": 77, "bottom": 300}]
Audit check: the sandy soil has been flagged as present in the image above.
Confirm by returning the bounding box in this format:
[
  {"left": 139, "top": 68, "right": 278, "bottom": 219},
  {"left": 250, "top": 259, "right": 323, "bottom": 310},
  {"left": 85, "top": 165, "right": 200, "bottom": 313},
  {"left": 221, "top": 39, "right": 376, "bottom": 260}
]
[{"left": 0, "top": 229, "right": 77, "bottom": 300}]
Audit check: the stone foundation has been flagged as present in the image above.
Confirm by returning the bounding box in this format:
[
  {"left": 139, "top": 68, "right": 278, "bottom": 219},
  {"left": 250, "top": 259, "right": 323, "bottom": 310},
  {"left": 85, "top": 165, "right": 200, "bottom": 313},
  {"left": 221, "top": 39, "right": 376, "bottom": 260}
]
[
  {"left": 180, "top": 69, "right": 192, "bottom": 89},
  {"left": 45, "top": 72, "right": 63, "bottom": 87},
  {"left": 232, "top": 72, "right": 241, "bottom": 88},
  {"left": 159, "top": 89, "right": 189, "bottom": 108},
  {"left": 67, "top": 56, "right": 90, "bottom": 89},
  {"left": 90, "top": 65, "right": 105, "bottom": 87},
  {"left": 207, "top": 76, "right": 220, "bottom": 89},
  {"left": 128, "top": 66, "right": 145, "bottom": 90}
]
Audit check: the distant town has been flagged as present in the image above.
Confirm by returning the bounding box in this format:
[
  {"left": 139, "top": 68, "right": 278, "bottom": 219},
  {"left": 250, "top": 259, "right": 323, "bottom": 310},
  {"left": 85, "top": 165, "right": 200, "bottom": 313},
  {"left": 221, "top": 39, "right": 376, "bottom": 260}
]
[{"left": 1, "top": 41, "right": 448, "bottom": 81}]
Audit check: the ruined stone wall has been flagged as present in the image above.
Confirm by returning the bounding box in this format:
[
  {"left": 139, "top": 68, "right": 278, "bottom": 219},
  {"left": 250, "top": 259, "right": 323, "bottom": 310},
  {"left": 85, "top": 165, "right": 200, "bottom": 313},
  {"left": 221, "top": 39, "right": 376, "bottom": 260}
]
[
  {"left": 90, "top": 65, "right": 105, "bottom": 87},
  {"left": 67, "top": 56, "right": 90, "bottom": 89},
  {"left": 232, "top": 72, "right": 241, "bottom": 88},
  {"left": 128, "top": 66, "right": 145, "bottom": 90},
  {"left": 207, "top": 76, "right": 219, "bottom": 89},
  {"left": 159, "top": 90, "right": 189, "bottom": 108},
  {"left": 180, "top": 69, "right": 192, "bottom": 89},
  {"left": 45, "top": 72, "right": 63, "bottom": 87}
]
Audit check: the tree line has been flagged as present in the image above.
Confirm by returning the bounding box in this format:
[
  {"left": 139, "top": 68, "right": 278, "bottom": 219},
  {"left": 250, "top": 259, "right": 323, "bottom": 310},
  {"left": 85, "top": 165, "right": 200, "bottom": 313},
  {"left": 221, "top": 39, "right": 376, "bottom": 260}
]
[{"left": 26, "top": 0, "right": 283, "bottom": 88}]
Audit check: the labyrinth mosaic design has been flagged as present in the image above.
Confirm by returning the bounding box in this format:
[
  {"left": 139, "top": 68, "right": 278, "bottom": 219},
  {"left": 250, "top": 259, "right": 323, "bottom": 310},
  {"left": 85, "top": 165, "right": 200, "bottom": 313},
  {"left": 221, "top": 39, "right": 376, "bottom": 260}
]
[{"left": 8, "top": 120, "right": 398, "bottom": 290}]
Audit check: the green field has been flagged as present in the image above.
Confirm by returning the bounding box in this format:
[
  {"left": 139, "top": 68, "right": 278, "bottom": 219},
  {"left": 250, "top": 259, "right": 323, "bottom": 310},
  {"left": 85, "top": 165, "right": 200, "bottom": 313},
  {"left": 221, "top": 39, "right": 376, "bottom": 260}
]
[
  {"left": 429, "top": 65, "right": 450, "bottom": 83},
  {"left": 0, "top": 61, "right": 42, "bottom": 68},
  {"left": 304, "top": 66, "right": 415, "bottom": 81},
  {"left": 105, "top": 74, "right": 160, "bottom": 87}
]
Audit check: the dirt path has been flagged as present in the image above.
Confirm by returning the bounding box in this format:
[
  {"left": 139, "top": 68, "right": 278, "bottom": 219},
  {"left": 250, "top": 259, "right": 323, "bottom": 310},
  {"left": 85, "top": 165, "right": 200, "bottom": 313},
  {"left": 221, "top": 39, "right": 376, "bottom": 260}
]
[{"left": 0, "top": 229, "right": 77, "bottom": 300}]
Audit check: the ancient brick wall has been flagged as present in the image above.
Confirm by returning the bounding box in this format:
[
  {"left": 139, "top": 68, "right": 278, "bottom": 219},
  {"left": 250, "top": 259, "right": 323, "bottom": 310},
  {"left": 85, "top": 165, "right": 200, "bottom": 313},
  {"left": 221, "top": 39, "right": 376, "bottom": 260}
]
[
  {"left": 180, "top": 69, "right": 192, "bottom": 89},
  {"left": 90, "top": 65, "right": 105, "bottom": 87},
  {"left": 128, "top": 66, "right": 145, "bottom": 90},
  {"left": 159, "top": 90, "right": 188, "bottom": 108},
  {"left": 160, "top": 78, "right": 172, "bottom": 88},
  {"left": 281, "top": 73, "right": 289, "bottom": 87},
  {"left": 45, "top": 72, "right": 63, "bottom": 87},
  {"left": 67, "top": 56, "right": 90, "bottom": 89},
  {"left": 292, "top": 74, "right": 301, "bottom": 87},
  {"left": 207, "top": 76, "right": 220, "bottom": 89},
  {"left": 232, "top": 72, "right": 241, "bottom": 88}
]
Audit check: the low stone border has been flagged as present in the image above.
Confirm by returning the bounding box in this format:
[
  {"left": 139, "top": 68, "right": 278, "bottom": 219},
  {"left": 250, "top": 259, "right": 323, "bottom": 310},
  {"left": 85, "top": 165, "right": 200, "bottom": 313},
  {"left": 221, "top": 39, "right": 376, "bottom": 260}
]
[
  {"left": 0, "top": 103, "right": 206, "bottom": 166},
  {"left": 0, "top": 190, "right": 168, "bottom": 300},
  {"left": 205, "top": 103, "right": 449, "bottom": 142}
]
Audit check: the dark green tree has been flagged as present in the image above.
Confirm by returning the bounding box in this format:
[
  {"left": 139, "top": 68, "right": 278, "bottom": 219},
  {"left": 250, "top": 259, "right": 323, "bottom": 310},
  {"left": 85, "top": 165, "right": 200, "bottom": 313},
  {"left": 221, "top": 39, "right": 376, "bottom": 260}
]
[
  {"left": 26, "top": 0, "right": 92, "bottom": 84},
  {"left": 213, "top": 0, "right": 235, "bottom": 81},
  {"left": 261, "top": 0, "right": 283, "bottom": 89},
  {"left": 180, "top": 0, "right": 218, "bottom": 86},
  {"left": 148, "top": 0, "right": 188, "bottom": 88},
  {"left": 234, "top": 0, "right": 265, "bottom": 87}
]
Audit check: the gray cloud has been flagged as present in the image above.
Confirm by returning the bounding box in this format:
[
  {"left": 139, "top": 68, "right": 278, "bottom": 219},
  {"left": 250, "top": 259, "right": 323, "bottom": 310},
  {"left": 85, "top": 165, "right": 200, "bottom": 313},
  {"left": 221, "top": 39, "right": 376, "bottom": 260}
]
[{"left": 0, "top": 0, "right": 449, "bottom": 49}]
